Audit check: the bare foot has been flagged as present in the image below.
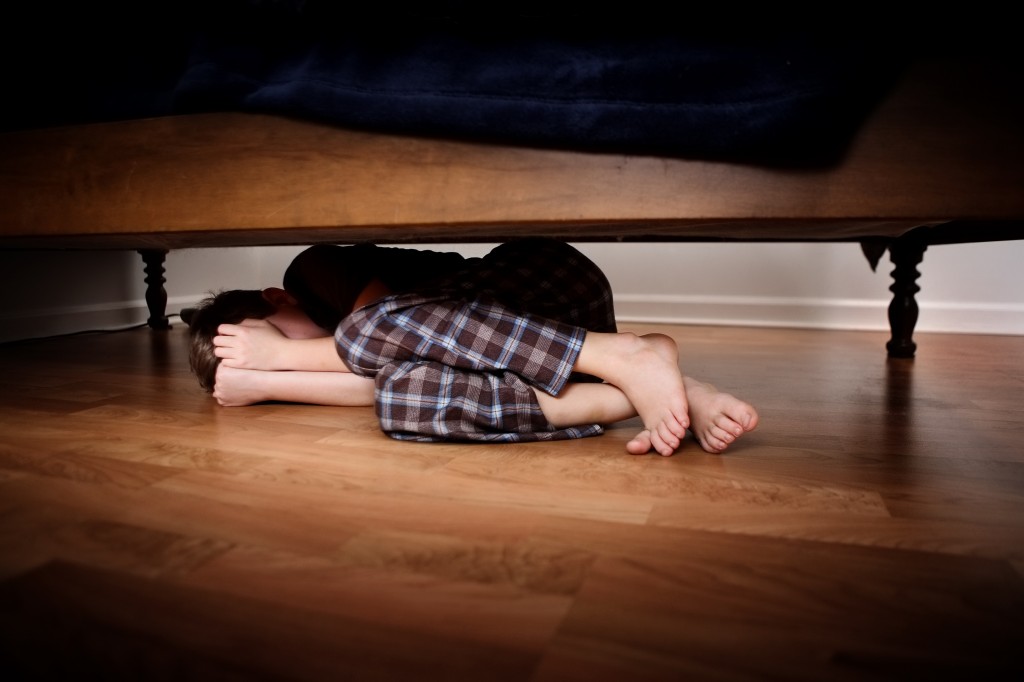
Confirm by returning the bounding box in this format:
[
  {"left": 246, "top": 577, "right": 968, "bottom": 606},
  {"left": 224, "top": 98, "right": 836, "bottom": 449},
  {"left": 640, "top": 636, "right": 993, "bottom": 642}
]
[
  {"left": 683, "top": 376, "right": 759, "bottom": 453},
  {"left": 212, "top": 364, "right": 271, "bottom": 406},
  {"left": 576, "top": 331, "right": 689, "bottom": 456}
]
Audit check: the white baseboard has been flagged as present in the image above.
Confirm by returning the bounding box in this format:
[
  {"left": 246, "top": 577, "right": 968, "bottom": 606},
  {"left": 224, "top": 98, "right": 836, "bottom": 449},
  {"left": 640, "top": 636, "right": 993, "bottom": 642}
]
[
  {"left": 613, "top": 294, "right": 1024, "bottom": 336},
  {"left": 4, "top": 294, "right": 1023, "bottom": 344},
  {"left": 0, "top": 297, "right": 191, "bottom": 344}
]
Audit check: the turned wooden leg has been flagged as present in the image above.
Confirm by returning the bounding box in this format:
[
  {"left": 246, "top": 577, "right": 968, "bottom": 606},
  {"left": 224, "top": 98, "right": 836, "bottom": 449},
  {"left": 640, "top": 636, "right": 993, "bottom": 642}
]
[
  {"left": 137, "top": 248, "right": 171, "bottom": 330},
  {"left": 885, "top": 237, "right": 927, "bottom": 358}
]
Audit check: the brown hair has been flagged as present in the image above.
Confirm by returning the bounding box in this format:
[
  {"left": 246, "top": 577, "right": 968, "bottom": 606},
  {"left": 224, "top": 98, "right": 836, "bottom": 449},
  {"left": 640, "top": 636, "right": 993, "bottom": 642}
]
[{"left": 186, "top": 289, "right": 276, "bottom": 392}]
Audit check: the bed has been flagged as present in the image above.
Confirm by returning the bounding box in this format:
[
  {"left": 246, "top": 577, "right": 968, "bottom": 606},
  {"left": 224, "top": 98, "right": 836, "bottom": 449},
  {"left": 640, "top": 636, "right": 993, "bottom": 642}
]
[{"left": 1, "top": 8, "right": 1021, "bottom": 357}]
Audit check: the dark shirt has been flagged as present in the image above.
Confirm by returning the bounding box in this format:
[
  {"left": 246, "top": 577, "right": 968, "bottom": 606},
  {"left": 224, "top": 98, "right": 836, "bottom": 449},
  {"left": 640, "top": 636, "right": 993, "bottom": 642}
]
[{"left": 283, "top": 244, "right": 469, "bottom": 331}]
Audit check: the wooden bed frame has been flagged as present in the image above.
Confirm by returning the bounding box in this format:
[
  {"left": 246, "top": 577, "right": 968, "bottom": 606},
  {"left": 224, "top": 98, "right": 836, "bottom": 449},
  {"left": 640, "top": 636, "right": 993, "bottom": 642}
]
[{"left": 1, "top": 54, "right": 1021, "bottom": 357}]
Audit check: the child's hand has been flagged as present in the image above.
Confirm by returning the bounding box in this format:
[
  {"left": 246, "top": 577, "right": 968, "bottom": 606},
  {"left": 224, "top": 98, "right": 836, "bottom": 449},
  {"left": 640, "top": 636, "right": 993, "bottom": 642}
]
[{"left": 214, "top": 319, "right": 290, "bottom": 371}]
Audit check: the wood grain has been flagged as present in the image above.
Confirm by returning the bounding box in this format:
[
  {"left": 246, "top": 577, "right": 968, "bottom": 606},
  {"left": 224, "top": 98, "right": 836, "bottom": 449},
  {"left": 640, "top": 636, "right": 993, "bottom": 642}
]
[{"left": 1, "top": 323, "right": 1023, "bottom": 680}]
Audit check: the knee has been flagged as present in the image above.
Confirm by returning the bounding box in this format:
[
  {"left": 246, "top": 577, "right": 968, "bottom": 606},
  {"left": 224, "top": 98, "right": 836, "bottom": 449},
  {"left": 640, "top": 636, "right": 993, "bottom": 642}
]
[{"left": 333, "top": 305, "right": 385, "bottom": 375}]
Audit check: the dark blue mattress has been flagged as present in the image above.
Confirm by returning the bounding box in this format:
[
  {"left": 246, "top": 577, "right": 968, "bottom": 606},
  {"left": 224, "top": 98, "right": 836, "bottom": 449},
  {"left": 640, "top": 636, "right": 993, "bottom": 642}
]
[{"left": 2, "top": 3, "right": 911, "bottom": 167}]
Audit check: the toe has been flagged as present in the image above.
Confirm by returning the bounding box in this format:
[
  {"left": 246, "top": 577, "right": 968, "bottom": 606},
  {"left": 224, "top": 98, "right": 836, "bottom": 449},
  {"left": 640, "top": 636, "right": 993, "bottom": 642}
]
[
  {"left": 700, "top": 435, "right": 725, "bottom": 454},
  {"left": 656, "top": 423, "right": 680, "bottom": 451},
  {"left": 626, "top": 430, "right": 653, "bottom": 455},
  {"left": 710, "top": 425, "right": 735, "bottom": 444}
]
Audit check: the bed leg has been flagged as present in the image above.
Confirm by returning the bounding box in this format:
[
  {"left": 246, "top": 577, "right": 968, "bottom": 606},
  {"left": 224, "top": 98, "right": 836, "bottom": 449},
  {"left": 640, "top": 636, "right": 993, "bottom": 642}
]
[
  {"left": 885, "top": 237, "right": 927, "bottom": 359},
  {"left": 137, "top": 249, "right": 171, "bottom": 330}
]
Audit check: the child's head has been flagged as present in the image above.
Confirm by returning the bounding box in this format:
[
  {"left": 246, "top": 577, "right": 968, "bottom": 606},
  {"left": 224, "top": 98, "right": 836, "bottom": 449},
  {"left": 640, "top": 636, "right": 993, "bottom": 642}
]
[
  {"left": 187, "top": 289, "right": 275, "bottom": 392},
  {"left": 187, "top": 287, "right": 330, "bottom": 392}
]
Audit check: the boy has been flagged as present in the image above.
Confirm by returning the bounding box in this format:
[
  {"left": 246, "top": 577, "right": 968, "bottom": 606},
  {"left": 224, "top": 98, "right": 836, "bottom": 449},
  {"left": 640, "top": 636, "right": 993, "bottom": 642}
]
[{"left": 189, "top": 240, "right": 758, "bottom": 455}]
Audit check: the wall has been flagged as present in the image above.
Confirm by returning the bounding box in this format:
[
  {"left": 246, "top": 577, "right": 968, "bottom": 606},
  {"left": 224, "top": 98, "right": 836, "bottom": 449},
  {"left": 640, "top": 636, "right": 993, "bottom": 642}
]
[{"left": 2, "top": 240, "right": 1023, "bottom": 344}]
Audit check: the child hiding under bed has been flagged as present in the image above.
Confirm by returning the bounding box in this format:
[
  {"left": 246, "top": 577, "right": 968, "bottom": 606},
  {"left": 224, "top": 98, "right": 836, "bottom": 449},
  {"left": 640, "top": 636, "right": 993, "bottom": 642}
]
[{"left": 186, "top": 239, "right": 758, "bottom": 456}]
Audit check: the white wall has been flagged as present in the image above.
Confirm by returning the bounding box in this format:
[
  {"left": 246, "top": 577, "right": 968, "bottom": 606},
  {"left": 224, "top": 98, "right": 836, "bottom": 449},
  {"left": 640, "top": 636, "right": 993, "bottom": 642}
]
[
  {"left": 584, "top": 240, "right": 1024, "bottom": 335},
  {"left": 0, "top": 247, "right": 269, "bottom": 343},
  {"left": 2, "top": 240, "right": 1023, "bottom": 344}
]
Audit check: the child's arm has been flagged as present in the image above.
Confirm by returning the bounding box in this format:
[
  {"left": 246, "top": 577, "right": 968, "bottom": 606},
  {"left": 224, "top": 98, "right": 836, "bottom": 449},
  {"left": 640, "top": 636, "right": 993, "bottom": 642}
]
[
  {"left": 213, "top": 365, "right": 375, "bottom": 407},
  {"left": 214, "top": 319, "right": 347, "bottom": 372}
]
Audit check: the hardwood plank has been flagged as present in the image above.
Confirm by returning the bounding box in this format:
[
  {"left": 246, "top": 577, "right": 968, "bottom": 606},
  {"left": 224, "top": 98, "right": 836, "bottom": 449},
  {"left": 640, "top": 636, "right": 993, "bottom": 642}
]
[
  {"left": 184, "top": 542, "right": 577, "bottom": 652},
  {"left": 0, "top": 561, "right": 539, "bottom": 681},
  {"left": 523, "top": 517, "right": 1024, "bottom": 680},
  {"left": 1, "top": 323, "right": 1022, "bottom": 679},
  {"left": 2, "top": 477, "right": 361, "bottom": 565},
  {"left": 537, "top": 543, "right": 1024, "bottom": 681}
]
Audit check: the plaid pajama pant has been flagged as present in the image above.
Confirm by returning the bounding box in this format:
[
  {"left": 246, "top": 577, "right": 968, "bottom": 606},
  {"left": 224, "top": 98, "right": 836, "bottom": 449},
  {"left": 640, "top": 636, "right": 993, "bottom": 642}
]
[{"left": 335, "top": 239, "right": 617, "bottom": 442}]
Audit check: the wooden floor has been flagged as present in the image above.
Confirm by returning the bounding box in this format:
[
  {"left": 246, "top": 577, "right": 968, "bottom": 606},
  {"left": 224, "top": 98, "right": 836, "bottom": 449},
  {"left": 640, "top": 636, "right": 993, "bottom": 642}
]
[{"left": 1, "top": 322, "right": 1022, "bottom": 681}]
